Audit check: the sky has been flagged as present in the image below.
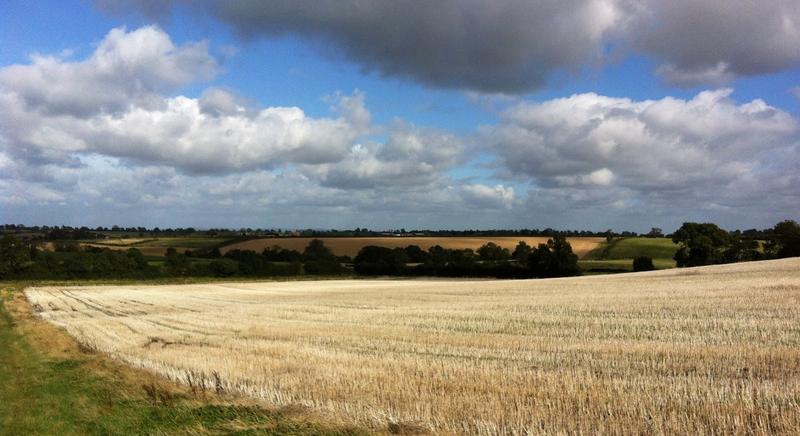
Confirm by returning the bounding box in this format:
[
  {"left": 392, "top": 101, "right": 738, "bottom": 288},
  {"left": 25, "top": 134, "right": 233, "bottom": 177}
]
[{"left": 1, "top": 0, "right": 799, "bottom": 232}]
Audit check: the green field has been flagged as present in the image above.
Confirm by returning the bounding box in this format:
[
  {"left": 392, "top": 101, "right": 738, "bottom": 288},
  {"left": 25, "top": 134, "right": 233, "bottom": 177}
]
[
  {"left": 0, "top": 285, "right": 366, "bottom": 435},
  {"left": 581, "top": 237, "right": 678, "bottom": 272},
  {"left": 584, "top": 237, "right": 678, "bottom": 260}
]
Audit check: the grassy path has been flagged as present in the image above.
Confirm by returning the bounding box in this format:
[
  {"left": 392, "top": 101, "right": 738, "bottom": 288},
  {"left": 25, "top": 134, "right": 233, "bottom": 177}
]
[{"left": 0, "top": 285, "right": 369, "bottom": 435}]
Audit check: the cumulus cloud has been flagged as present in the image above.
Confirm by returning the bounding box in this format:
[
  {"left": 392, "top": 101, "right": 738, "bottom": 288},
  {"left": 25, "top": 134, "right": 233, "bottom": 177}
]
[
  {"left": 101, "top": 0, "right": 623, "bottom": 93},
  {"left": 485, "top": 89, "right": 800, "bottom": 211},
  {"left": 0, "top": 26, "right": 217, "bottom": 117},
  {"left": 0, "top": 153, "right": 511, "bottom": 229},
  {"left": 198, "top": 87, "right": 250, "bottom": 116},
  {"left": 102, "top": 0, "right": 800, "bottom": 91},
  {"left": 311, "top": 121, "right": 464, "bottom": 189},
  {"left": 628, "top": 0, "right": 800, "bottom": 87},
  {"left": 460, "top": 184, "right": 516, "bottom": 209},
  {"left": 0, "top": 26, "right": 376, "bottom": 173},
  {"left": 3, "top": 21, "right": 798, "bottom": 230},
  {"left": 3, "top": 93, "right": 364, "bottom": 173},
  {"left": 0, "top": 25, "right": 486, "bottom": 226}
]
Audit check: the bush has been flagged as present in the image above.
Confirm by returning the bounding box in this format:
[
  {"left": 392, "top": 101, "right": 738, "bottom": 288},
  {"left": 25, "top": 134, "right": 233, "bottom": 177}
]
[
  {"left": 209, "top": 258, "right": 238, "bottom": 277},
  {"left": 303, "top": 260, "right": 345, "bottom": 275},
  {"left": 632, "top": 256, "right": 655, "bottom": 272}
]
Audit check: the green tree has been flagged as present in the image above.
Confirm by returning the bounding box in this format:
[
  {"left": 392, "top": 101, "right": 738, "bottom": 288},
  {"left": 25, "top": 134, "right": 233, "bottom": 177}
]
[
  {"left": 303, "top": 239, "right": 335, "bottom": 261},
  {"left": 512, "top": 241, "right": 532, "bottom": 261},
  {"left": 766, "top": 220, "right": 800, "bottom": 258},
  {"left": 477, "top": 242, "right": 510, "bottom": 261},
  {"left": 126, "top": 248, "right": 149, "bottom": 269},
  {"left": 527, "top": 236, "right": 579, "bottom": 278},
  {"left": 303, "top": 239, "right": 343, "bottom": 275},
  {"left": 354, "top": 246, "right": 407, "bottom": 275},
  {"left": 403, "top": 245, "right": 428, "bottom": 263},
  {"left": 672, "top": 223, "right": 731, "bottom": 267},
  {"left": 165, "top": 247, "right": 190, "bottom": 276},
  {"left": 0, "top": 235, "right": 30, "bottom": 278},
  {"left": 723, "top": 239, "right": 761, "bottom": 263},
  {"left": 428, "top": 245, "right": 450, "bottom": 265},
  {"left": 209, "top": 258, "right": 238, "bottom": 277},
  {"left": 632, "top": 256, "right": 655, "bottom": 271}
]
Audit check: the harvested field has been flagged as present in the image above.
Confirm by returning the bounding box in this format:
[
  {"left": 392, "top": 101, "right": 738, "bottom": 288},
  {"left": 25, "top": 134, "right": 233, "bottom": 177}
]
[
  {"left": 222, "top": 236, "right": 604, "bottom": 258},
  {"left": 26, "top": 258, "right": 800, "bottom": 434},
  {"left": 80, "top": 237, "right": 229, "bottom": 257}
]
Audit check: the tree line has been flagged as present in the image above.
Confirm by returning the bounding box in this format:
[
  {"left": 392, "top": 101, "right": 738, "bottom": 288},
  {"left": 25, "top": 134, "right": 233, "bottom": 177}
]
[
  {"left": 351, "top": 236, "right": 580, "bottom": 278},
  {"left": 0, "top": 234, "right": 579, "bottom": 280},
  {"left": 671, "top": 220, "right": 800, "bottom": 267},
  {"left": 2, "top": 220, "right": 798, "bottom": 281},
  {"left": 1, "top": 224, "right": 698, "bottom": 240}
]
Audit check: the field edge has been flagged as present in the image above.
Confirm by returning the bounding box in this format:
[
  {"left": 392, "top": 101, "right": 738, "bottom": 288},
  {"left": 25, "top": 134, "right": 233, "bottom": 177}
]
[{"left": 0, "top": 284, "right": 378, "bottom": 436}]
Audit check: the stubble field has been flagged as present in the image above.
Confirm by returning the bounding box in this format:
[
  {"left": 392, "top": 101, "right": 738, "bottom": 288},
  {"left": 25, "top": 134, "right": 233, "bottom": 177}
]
[
  {"left": 26, "top": 258, "right": 800, "bottom": 434},
  {"left": 221, "top": 236, "right": 604, "bottom": 257}
]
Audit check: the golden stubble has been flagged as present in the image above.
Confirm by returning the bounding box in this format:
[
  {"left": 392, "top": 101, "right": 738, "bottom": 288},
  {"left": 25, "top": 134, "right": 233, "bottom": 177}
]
[{"left": 26, "top": 258, "right": 800, "bottom": 435}]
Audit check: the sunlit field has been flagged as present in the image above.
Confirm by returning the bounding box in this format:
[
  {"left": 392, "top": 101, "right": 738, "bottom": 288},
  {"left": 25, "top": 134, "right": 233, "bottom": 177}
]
[
  {"left": 27, "top": 258, "right": 800, "bottom": 434},
  {"left": 222, "top": 236, "right": 604, "bottom": 258}
]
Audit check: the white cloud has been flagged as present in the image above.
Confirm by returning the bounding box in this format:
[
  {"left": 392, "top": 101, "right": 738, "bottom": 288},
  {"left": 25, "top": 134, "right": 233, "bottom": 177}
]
[
  {"left": 310, "top": 121, "right": 464, "bottom": 189},
  {"left": 460, "top": 184, "right": 516, "bottom": 209},
  {"left": 555, "top": 168, "right": 615, "bottom": 187},
  {"left": 0, "top": 26, "right": 379, "bottom": 173},
  {"left": 0, "top": 26, "right": 217, "bottom": 117},
  {"left": 0, "top": 25, "right": 488, "bottom": 227},
  {"left": 0, "top": 89, "right": 364, "bottom": 173},
  {"left": 2, "top": 22, "right": 799, "bottom": 231},
  {"left": 199, "top": 87, "right": 249, "bottom": 116},
  {"left": 486, "top": 89, "right": 800, "bottom": 210}
]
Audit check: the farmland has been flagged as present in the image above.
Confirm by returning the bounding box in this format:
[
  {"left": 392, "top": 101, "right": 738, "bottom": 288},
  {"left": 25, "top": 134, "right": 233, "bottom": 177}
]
[
  {"left": 27, "top": 258, "right": 800, "bottom": 434},
  {"left": 0, "top": 286, "right": 366, "bottom": 435},
  {"left": 74, "top": 235, "right": 606, "bottom": 259},
  {"left": 585, "top": 237, "right": 679, "bottom": 260},
  {"left": 81, "top": 237, "right": 233, "bottom": 257},
  {"left": 222, "top": 236, "right": 604, "bottom": 258},
  {"left": 580, "top": 237, "right": 678, "bottom": 272}
]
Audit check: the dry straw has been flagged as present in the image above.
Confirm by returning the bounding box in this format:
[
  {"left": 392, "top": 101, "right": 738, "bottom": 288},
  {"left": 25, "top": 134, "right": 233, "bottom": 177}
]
[{"left": 27, "top": 258, "right": 800, "bottom": 434}]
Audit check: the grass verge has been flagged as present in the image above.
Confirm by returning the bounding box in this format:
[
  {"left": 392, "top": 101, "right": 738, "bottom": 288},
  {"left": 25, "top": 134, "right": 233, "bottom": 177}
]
[{"left": 0, "top": 284, "right": 372, "bottom": 436}]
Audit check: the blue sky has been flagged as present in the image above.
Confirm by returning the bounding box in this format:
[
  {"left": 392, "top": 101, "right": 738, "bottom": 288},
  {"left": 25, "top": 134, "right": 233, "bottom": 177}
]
[{"left": 1, "top": 0, "right": 799, "bottom": 231}]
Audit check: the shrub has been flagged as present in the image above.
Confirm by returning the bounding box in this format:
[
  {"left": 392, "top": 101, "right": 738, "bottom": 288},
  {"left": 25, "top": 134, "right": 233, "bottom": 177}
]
[
  {"left": 209, "top": 258, "right": 238, "bottom": 277},
  {"left": 633, "top": 256, "right": 655, "bottom": 272}
]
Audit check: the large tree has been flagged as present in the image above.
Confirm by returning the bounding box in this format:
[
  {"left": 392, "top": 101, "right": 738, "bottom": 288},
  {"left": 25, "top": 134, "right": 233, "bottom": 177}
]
[
  {"left": 303, "top": 239, "right": 335, "bottom": 261},
  {"left": 527, "top": 236, "right": 580, "bottom": 278},
  {"left": 766, "top": 220, "right": 800, "bottom": 258},
  {"left": 477, "top": 242, "right": 510, "bottom": 261},
  {"left": 672, "top": 223, "right": 731, "bottom": 267},
  {"left": 512, "top": 241, "right": 532, "bottom": 261}
]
